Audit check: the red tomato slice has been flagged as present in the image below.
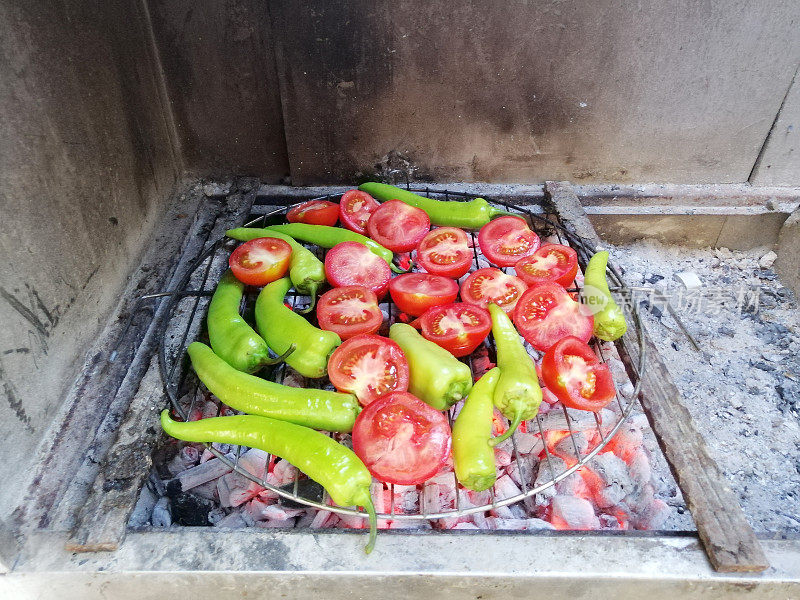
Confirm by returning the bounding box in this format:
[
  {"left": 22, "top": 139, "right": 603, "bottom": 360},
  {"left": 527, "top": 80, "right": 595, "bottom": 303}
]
[
  {"left": 388, "top": 273, "right": 459, "bottom": 317},
  {"left": 317, "top": 286, "right": 383, "bottom": 340},
  {"left": 287, "top": 200, "right": 339, "bottom": 226},
  {"left": 339, "top": 190, "right": 379, "bottom": 234},
  {"left": 460, "top": 268, "right": 527, "bottom": 314},
  {"left": 417, "top": 227, "right": 473, "bottom": 278},
  {"left": 352, "top": 391, "right": 451, "bottom": 484},
  {"left": 478, "top": 216, "right": 540, "bottom": 267},
  {"left": 540, "top": 336, "right": 615, "bottom": 411},
  {"left": 328, "top": 335, "right": 410, "bottom": 406},
  {"left": 515, "top": 243, "right": 578, "bottom": 289},
  {"left": 513, "top": 281, "right": 594, "bottom": 351},
  {"left": 324, "top": 241, "right": 392, "bottom": 298},
  {"left": 229, "top": 237, "right": 292, "bottom": 286},
  {"left": 419, "top": 303, "right": 492, "bottom": 357},
  {"left": 366, "top": 200, "right": 431, "bottom": 253}
]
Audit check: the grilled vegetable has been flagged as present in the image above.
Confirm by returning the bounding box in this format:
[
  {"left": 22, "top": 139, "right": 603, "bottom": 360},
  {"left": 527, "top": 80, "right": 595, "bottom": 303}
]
[
  {"left": 388, "top": 323, "right": 473, "bottom": 410},
  {"left": 261, "top": 223, "right": 406, "bottom": 273},
  {"left": 207, "top": 270, "right": 294, "bottom": 373},
  {"left": 358, "top": 182, "right": 514, "bottom": 229},
  {"left": 228, "top": 237, "right": 292, "bottom": 286},
  {"left": 255, "top": 277, "right": 341, "bottom": 378},
  {"left": 487, "top": 303, "right": 542, "bottom": 445},
  {"left": 188, "top": 342, "right": 358, "bottom": 431},
  {"left": 582, "top": 250, "right": 627, "bottom": 341},
  {"left": 226, "top": 228, "right": 326, "bottom": 313},
  {"left": 540, "top": 336, "right": 616, "bottom": 412},
  {"left": 161, "top": 411, "right": 377, "bottom": 553},
  {"left": 453, "top": 368, "right": 501, "bottom": 491}
]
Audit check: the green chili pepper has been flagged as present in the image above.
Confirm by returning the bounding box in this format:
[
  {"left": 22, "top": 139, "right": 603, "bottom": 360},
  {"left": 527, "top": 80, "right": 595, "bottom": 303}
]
[
  {"left": 389, "top": 323, "right": 473, "bottom": 410},
  {"left": 358, "top": 182, "right": 514, "bottom": 229},
  {"left": 582, "top": 250, "right": 627, "bottom": 341},
  {"left": 255, "top": 277, "right": 341, "bottom": 378},
  {"left": 487, "top": 303, "right": 542, "bottom": 446},
  {"left": 226, "top": 228, "right": 326, "bottom": 313},
  {"left": 160, "top": 411, "right": 377, "bottom": 552},
  {"left": 262, "top": 223, "right": 407, "bottom": 273},
  {"left": 188, "top": 342, "right": 358, "bottom": 432},
  {"left": 207, "top": 271, "right": 294, "bottom": 373},
  {"left": 452, "top": 367, "right": 501, "bottom": 491}
]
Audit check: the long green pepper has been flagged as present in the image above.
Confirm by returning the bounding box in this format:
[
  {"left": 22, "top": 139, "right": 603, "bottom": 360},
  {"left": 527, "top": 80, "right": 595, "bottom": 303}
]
[
  {"left": 582, "top": 250, "right": 627, "bottom": 341},
  {"left": 261, "top": 223, "right": 406, "bottom": 273},
  {"left": 160, "top": 411, "right": 377, "bottom": 553},
  {"left": 358, "top": 182, "right": 514, "bottom": 229},
  {"left": 389, "top": 323, "right": 473, "bottom": 410},
  {"left": 226, "top": 227, "right": 326, "bottom": 313},
  {"left": 255, "top": 277, "right": 341, "bottom": 378},
  {"left": 188, "top": 342, "right": 359, "bottom": 432},
  {"left": 452, "top": 368, "right": 501, "bottom": 491},
  {"left": 207, "top": 270, "right": 294, "bottom": 373},
  {"left": 487, "top": 303, "right": 542, "bottom": 445}
]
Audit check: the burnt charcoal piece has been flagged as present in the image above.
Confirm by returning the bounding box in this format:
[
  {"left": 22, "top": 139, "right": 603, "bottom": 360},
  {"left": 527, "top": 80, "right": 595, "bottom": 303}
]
[
  {"left": 170, "top": 492, "right": 215, "bottom": 526},
  {"left": 279, "top": 479, "right": 325, "bottom": 508}
]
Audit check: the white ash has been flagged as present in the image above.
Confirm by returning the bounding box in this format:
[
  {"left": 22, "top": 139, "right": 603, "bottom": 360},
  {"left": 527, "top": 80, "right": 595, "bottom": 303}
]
[{"left": 611, "top": 239, "right": 800, "bottom": 533}]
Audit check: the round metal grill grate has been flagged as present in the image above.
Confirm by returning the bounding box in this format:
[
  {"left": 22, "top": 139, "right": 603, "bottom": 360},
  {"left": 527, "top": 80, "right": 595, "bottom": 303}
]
[{"left": 158, "top": 188, "right": 646, "bottom": 521}]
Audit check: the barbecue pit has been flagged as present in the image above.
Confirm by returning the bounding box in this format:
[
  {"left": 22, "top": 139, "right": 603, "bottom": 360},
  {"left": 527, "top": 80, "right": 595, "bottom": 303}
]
[{"left": 3, "top": 2, "right": 800, "bottom": 597}]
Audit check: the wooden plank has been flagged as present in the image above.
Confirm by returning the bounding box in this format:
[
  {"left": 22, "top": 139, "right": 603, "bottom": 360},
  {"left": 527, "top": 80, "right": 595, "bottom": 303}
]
[
  {"left": 66, "top": 184, "right": 257, "bottom": 552},
  {"left": 545, "top": 180, "right": 769, "bottom": 573}
]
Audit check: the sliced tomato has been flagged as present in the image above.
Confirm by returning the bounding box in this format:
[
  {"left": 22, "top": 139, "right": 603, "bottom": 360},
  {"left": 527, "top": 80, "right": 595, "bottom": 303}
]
[
  {"left": 417, "top": 227, "right": 473, "bottom": 278},
  {"left": 339, "top": 190, "right": 380, "bottom": 234},
  {"left": 317, "top": 286, "right": 383, "bottom": 340},
  {"left": 541, "top": 336, "right": 615, "bottom": 411},
  {"left": 324, "top": 241, "right": 392, "bottom": 298},
  {"left": 460, "top": 268, "right": 527, "bottom": 314},
  {"left": 513, "top": 281, "right": 594, "bottom": 351},
  {"left": 388, "top": 273, "right": 459, "bottom": 317},
  {"left": 228, "top": 237, "right": 292, "bottom": 286},
  {"left": 287, "top": 200, "right": 339, "bottom": 226},
  {"left": 352, "top": 391, "right": 451, "bottom": 484},
  {"left": 419, "top": 303, "right": 491, "bottom": 357},
  {"left": 478, "top": 216, "right": 540, "bottom": 267},
  {"left": 328, "top": 335, "right": 410, "bottom": 406},
  {"left": 366, "top": 200, "right": 430, "bottom": 253},
  {"left": 515, "top": 244, "right": 578, "bottom": 288}
]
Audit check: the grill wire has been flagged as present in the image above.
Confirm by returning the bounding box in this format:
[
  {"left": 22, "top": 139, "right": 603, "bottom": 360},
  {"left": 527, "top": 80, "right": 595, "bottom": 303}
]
[{"left": 157, "top": 188, "right": 646, "bottom": 522}]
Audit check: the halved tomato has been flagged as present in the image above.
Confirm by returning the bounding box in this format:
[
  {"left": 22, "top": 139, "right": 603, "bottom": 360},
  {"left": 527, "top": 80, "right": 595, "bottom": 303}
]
[
  {"left": 352, "top": 391, "right": 451, "bottom": 484},
  {"left": 328, "top": 335, "right": 410, "bottom": 406},
  {"left": 515, "top": 244, "right": 578, "bottom": 288},
  {"left": 388, "top": 273, "right": 459, "bottom": 317},
  {"left": 540, "top": 336, "right": 615, "bottom": 411},
  {"left": 419, "top": 303, "right": 492, "bottom": 357},
  {"left": 460, "top": 268, "right": 527, "bottom": 314},
  {"left": 339, "top": 190, "right": 379, "bottom": 234},
  {"left": 229, "top": 237, "right": 292, "bottom": 286},
  {"left": 477, "top": 216, "right": 540, "bottom": 267},
  {"left": 317, "top": 286, "right": 382, "bottom": 340},
  {"left": 324, "top": 241, "right": 392, "bottom": 298},
  {"left": 366, "top": 200, "right": 430, "bottom": 253},
  {"left": 287, "top": 200, "right": 339, "bottom": 226},
  {"left": 417, "top": 227, "right": 472, "bottom": 278},
  {"left": 513, "top": 281, "right": 594, "bottom": 351}
]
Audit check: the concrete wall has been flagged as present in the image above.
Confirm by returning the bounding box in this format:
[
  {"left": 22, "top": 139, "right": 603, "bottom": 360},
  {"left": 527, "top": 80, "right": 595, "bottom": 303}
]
[
  {"left": 751, "top": 70, "right": 800, "bottom": 186},
  {"left": 267, "top": 0, "right": 800, "bottom": 185},
  {"left": 146, "top": 0, "right": 289, "bottom": 179},
  {"left": 0, "top": 0, "right": 179, "bottom": 516}
]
